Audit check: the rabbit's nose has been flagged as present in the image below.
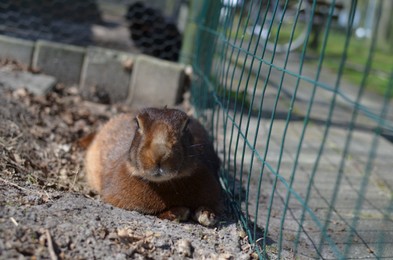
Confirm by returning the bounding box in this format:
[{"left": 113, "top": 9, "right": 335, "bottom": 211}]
[
  {"left": 152, "top": 143, "right": 170, "bottom": 161},
  {"left": 152, "top": 165, "right": 164, "bottom": 177}
]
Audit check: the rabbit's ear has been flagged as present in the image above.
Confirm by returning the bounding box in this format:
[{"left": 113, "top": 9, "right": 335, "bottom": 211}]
[
  {"left": 135, "top": 112, "right": 150, "bottom": 134},
  {"left": 135, "top": 114, "right": 146, "bottom": 134},
  {"left": 181, "top": 118, "right": 190, "bottom": 133},
  {"left": 135, "top": 115, "right": 143, "bottom": 133},
  {"left": 134, "top": 117, "right": 142, "bottom": 134}
]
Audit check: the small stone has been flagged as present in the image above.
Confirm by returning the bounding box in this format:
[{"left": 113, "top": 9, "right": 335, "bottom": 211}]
[
  {"left": 177, "top": 239, "right": 193, "bottom": 257},
  {"left": 145, "top": 230, "right": 154, "bottom": 237},
  {"left": 238, "top": 229, "right": 247, "bottom": 239},
  {"left": 107, "top": 232, "right": 118, "bottom": 241},
  {"left": 218, "top": 253, "right": 234, "bottom": 260},
  {"left": 117, "top": 228, "right": 128, "bottom": 238},
  {"left": 39, "top": 234, "right": 46, "bottom": 246},
  {"left": 122, "top": 58, "right": 133, "bottom": 71},
  {"left": 250, "top": 252, "right": 259, "bottom": 259},
  {"left": 194, "top": 207, "right": 217, "bottom": 227}
]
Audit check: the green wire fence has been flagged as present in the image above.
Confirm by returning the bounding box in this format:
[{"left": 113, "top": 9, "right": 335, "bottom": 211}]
[{"left": 181, "top": 0, "right": 393, "bottom": 259}]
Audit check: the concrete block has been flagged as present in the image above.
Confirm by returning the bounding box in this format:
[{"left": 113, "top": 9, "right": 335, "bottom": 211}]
[
  {"left": 32, "top": 40, "right": 85, "bottom": 86},
  {"left": 0, "top": 35, "right": 34, "bottom": 65},
  {"left": 80, "top": 47, "right": 133, "bottom": 103},
  {"left": 0, "top": 69, "right": 56, "bottom": 95},
  {"left": 128, "top": 55, "right": 185, "bottom": 108}
]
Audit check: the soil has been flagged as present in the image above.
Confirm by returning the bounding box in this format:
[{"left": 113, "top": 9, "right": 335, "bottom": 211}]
[{"left": 0, "top": 68, "right": 253, "bottom": 259}]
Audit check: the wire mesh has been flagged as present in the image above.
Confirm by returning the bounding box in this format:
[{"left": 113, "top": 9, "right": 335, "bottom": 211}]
[
  {"left": 184, "top": 0, "right": 393, "bottom": 258},
  {"left": 0, "top": 0, "right": 184, "bottom": 61}
]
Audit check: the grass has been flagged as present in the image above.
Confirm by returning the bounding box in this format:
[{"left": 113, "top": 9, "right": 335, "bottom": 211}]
[
  {"left": 226, "top": 11, "right": 392, "bottom": 98},
  {"left": 308, "top": 29, "right": 393, "bottom": 98}
]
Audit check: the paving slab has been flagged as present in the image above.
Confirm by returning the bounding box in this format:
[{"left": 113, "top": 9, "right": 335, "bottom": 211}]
[
  {"left": 32, "top": 40, "right": 85, "bottom": 86},
  {"left": 0, "top": 35, "right": 34, "bottom": 66},
  {"left": 214, "top": 55, "right": 393, "bottom": 257},
  {"left": 127, "top": 55, "right": 185, "bottom": 108},
  {"left": 218, "top": 114, "right": 393, "bottom": 259},
  {"left": 80, "top": 46, "right": 134, "bottom": 103},
  {"left": 0, "top": 69, "right": 56, "bottom": 95}
]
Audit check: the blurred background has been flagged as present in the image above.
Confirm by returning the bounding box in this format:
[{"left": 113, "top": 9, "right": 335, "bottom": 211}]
[
  {"left": 1, "top": 0, "right": 391, "bottom": 90},
  {"left": 0, "top": 0, "right": 186, "bottom": 61}
]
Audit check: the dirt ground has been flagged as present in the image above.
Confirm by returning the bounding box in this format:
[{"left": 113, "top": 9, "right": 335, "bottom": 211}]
[{"left": 0, "top": 67, "right": 253, "bottom": 259}]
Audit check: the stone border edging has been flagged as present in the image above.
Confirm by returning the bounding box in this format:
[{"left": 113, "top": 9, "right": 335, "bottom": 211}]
[{"left": 0, "top": 35, "right": 186, "bottom": 106}]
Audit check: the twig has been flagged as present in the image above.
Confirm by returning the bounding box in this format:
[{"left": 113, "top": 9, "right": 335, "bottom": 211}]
[
  {"left": 69, "top": 166, "right": 80, "bottom": 192},
  {"left": 0, "top": 176, "right": 30, "bottom": 192},
  {"left": 10, "top": 217, "right": 19, "bottom": 226},
  {"left": 0, "top": 177, "right": 49, "bottom": 199},
  {"left": 45, "top": 229, "right": 58, "bottom": 260},
  {"left": 4, "top": 156, "right": 28, "bottom": 174}
]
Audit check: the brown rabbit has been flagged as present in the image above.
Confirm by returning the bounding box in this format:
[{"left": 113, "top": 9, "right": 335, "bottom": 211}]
[{"left": 85, "top": 107, "right": 222, "bottom": 226}]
